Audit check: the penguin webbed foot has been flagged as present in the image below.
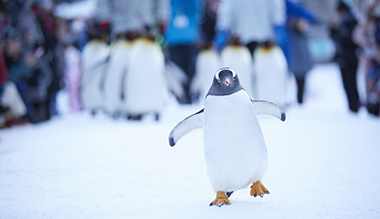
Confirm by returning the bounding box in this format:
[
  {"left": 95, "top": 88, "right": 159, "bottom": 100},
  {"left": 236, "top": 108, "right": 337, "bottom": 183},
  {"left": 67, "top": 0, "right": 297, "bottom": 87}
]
[
  {"left": 209, "top": 201, "right": 231, "bottom": 207},
  {"left": 250, "top": 181, "right": 270, "bottom": 198},
  {"left": 209, "top": 191, "right": 231, "bottom": 207}
]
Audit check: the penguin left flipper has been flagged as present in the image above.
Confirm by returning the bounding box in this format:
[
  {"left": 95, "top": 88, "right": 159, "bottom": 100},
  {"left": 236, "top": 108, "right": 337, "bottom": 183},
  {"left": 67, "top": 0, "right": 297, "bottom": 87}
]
[
  {"left": 168, "top": 109, "right": 204, "bottom": 147},
  {"left": 250, "top": 99, "right": 286, "bottom": 122}
]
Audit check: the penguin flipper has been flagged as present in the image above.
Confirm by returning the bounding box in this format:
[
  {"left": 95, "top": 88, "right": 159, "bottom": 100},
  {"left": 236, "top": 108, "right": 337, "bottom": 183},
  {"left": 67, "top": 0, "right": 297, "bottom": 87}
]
[
  {"left": 168, "top": 108, "right": 204, "bottom": 147},
  {"left": 251, "top": 99, "right": 286, "bottom": 121}
]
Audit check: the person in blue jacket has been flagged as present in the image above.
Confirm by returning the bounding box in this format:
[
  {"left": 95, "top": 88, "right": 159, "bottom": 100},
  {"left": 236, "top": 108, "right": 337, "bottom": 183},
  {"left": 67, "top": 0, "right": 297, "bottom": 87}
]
[
  {"left": 285, "top": 0, "right": 317, "bottom": 104},
  {"left": 165, "top": 0, "right": 203, "bottom": 104}
]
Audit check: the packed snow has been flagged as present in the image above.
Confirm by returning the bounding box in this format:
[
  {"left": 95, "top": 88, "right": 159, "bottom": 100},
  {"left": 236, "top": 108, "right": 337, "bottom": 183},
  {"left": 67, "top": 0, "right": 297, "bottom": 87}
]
[{"left": 0, "top": 63, "right": 379, "bottom": 219}]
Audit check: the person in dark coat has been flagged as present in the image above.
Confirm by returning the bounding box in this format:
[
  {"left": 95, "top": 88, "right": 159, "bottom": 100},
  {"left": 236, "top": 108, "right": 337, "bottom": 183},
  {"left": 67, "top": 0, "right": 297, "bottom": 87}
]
[
  {"left": 286, "top": 0, "right": 317, "bottom": 104},
  {"left": 201, "top": 0, "right": 218, "bottom": 45},
  {"left": 21, "top": 45, "right": 53, "bottom": 123},
  {"left": 32, "top": 3, "right": 63, "bottom": 118},
  {"left": 362, "top": 2, "right": 380, "bottom": 116},
  {"left": 0, "top": 48, "right": 7, "bottom": 116},
  {"left": 331, "top": 1, "right": 361, "bottom": 113}
]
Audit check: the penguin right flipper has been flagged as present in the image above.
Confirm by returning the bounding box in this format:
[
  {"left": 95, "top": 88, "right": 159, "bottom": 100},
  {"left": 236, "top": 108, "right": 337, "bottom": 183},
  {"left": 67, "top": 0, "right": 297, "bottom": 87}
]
[
  {"left": 250, "top": 99, "right": 286, "bottom": 122},
  {"left": 168, "top": 109, "right": 204, "bottom": 147}
]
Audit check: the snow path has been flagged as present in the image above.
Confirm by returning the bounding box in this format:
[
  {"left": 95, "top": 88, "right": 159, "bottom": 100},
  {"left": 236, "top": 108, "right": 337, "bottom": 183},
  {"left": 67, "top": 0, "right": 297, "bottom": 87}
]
[{"left": 0, "top": 63, "right": 379, "bottom": 218}]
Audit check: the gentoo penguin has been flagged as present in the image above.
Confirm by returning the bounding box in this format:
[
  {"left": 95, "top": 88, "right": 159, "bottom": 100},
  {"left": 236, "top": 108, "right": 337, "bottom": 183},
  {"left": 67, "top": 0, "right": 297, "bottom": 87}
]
[
  {"left": 103, "top": 39, "right": 133, "bottom": 118},
  {"left": 80, "top": 39, "right": 110, "bottom": 115},
  {"left": 169, "top": 67, "right": 286, "bottom": 206},
  {"left": 191, "top": 45, "right": 220, "bottom": 100},
  {"left": 254, "top": 43, "right": 288, "bottom": 107},
  {"left": 123, "top": 35, "right": 167, "bottom": 120},
  {"left": 220, "top": 38, "right": 255, "bottom": 98}
]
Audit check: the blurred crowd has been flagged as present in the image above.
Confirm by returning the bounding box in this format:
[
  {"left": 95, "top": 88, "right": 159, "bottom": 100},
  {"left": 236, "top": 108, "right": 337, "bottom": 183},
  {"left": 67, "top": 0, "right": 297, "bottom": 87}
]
[{"left": 0, "top": 0, "right": 380, "bottom": 128}]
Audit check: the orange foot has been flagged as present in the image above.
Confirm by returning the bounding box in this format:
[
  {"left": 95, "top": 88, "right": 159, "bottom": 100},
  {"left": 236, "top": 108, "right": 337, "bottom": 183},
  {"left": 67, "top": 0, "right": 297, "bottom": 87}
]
[
  {"left": 209, "top": 191, "right": 231, "bottom": 207},
  {"left": 250, "top": 181, "right": 270, "bottom": 198}
]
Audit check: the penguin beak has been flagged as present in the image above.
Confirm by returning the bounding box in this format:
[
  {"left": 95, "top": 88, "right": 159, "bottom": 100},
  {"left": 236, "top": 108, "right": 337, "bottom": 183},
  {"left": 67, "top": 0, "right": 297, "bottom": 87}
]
[{"left": 222, "top": 79, "right": 232, "bottom": 86}]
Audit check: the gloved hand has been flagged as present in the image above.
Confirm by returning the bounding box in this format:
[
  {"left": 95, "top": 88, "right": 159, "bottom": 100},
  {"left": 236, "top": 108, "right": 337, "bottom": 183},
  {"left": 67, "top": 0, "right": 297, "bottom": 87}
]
[
  {"left": 274, "top": 25, "right": 287, "bottom": 49},
  {"left": 213, "top": 30, "right": 229, "bottom": 52}
]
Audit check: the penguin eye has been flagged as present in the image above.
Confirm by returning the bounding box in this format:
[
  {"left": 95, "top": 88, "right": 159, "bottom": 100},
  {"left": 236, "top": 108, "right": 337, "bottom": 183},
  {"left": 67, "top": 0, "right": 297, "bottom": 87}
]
[
  {"left": 217, "top": 79, "right": 221, "bottom": 83},
  {"left": 232, "top": 76, "right": 236, "bottom": 81}
]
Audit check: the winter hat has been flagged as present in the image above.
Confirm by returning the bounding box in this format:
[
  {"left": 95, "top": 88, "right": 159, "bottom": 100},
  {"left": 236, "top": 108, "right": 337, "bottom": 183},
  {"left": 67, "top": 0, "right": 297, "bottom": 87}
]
[{"left": 337, "top": 0, "right": 350, "bottom": 12}]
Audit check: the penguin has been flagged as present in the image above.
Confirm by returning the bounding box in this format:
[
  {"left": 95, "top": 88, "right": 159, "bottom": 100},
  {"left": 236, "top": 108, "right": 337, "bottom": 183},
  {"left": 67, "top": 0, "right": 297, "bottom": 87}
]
[
  {"left": 103, "top": 39, "right": 133, "bottom": 118},
  {"left": 191, "top": 45, "right": 220, "bottom": 100},
  {"left": 168, "top": 67, "right": 286, "bottom": 206},
  {"left": 220, "top": 37, "right": 255, "bottom": 98},
  {"left": 80, "top": 39, "right": 110, "bottom": 115},
  {"left": 254, "top": 43, "right": 288, "bottom": 107},
  {"left": 123, "top": 36, "right": 167, "bottom": 120}
]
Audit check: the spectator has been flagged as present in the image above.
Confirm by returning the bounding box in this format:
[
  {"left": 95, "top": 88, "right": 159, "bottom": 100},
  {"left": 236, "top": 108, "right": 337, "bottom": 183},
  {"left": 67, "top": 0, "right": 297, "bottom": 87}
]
[
  {"left": 0, "top": 29, "right": 28, "bottom": 128},
  {"left": 201, "top": 0, "right": 219, "bottom": 45},
  {"left": 214, "top": 0, "right": 286, "bottom": 55},
  {"left": 286, "top": 0, "right": 317, "bottom": 104},
  {"left": 22, "top": 45, "right": 53, "bottom": 123},
  {"left": 362, "top": 1, "right": 380, "bottom": 116},
  {"left": 165, "top": 0, "right": 203, "bottom": 104},
  {"left": 2, "top": 26, "right": 27, "bottom": 83},
  {"left": 0, "top": 0, "right": 10, "bottom": 33},
  {"left": 32, "top": 1, "right": 64, "bottom": 118},
  {"left": 331, "top": 1, "right": 361, "bottom": 113},
  {"left": 95, "top": 0, "right": 167, "bottom": 40},
  {"left": 7, "top": 0, "right": 45, "bottom": 51}
]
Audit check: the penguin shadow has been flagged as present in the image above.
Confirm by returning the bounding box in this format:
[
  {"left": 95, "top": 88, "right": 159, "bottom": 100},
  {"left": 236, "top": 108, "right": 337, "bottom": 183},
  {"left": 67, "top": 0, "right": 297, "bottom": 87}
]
[
  {"left": 205, "top": 199, "right": 269, "bottom": 216},
  {"left": 227, "top": 200, "right": 267, "bottom": 207},
  {"left": 206, "top": 190, "right": 269, "bottom": 209}
]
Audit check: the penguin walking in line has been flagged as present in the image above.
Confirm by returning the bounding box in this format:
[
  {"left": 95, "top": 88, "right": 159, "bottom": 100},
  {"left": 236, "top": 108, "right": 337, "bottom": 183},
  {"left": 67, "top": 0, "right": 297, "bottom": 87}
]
[
  {"left": 191, "top": 45, "right": 220, "bottom": 101},
  {"left": 123, "top": 33, "right": 166, "bottom": 121},
  {"left": 80, "top": 40, "right": 110, "bottom": 115},
  {"left": 168, "top": 67, "right": 286, "bottom": 206},
  {"left": 220, "top": 37, "right": 255, "bottom": 98},
  {"left": 103, "top": 39, "right": 133, "bottom": 118},
  {"left": 254, "top": 43, "right": 288, "bottom": 107}
]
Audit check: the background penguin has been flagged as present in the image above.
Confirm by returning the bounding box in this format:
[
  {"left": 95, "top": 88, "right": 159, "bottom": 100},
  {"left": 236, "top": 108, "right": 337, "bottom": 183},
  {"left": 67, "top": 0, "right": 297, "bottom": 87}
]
[
  {"left": 191, "top": 44, "right": 220, "bottom": 101},
  {"left": 103, "top": 37, "right": 133, "bottom": 118},
  {"left": 123, "top": 30, "right": 167, "bottom": 121},
  {"left": 169, "top": 67, "right": 286, "bottom": 206},
  {"left": 220, "top": 37, "right": 255, "bottom": 98},
  {"left": 80, "top": 39, "right": 110, "bottom": 115},
  {"left": 254, "top": 42, "right": 288, "bottom": 107}
]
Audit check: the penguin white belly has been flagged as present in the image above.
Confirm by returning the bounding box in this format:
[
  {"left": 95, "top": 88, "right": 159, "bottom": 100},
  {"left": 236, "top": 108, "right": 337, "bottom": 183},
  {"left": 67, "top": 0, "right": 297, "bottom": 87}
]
[
  {"left": 254, "top": 46, "right": 287, "bottom": 106},
  {"left": 124, "top": 39, "right": 166, "bottom": 114},
  {"left": 221, "top": 46, "right": 254, "bottom": 98},
  {"left": 103, "top": 40, "right": 132, "bottom": 114},
  {"left": 203, "top": 90, "right": 267, "bottom": 192},
  {"left": 81, "top": 40, "right": 110, "bottom": 111},
  {"left": 192, "top": 49, "right": 220, "bottom": 99}
]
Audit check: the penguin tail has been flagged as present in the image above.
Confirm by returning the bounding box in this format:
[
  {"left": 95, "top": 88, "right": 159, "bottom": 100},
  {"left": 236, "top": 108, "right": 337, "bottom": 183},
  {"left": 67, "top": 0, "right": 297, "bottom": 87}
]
[{"left": 226, "top": 191, "right": 233, "bottom": 198}]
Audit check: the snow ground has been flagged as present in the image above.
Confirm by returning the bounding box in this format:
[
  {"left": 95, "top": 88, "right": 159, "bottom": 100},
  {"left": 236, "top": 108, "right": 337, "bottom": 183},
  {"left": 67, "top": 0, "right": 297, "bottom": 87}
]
[{"left": 0, "top": 63, "right": 379, "bottom": 219}]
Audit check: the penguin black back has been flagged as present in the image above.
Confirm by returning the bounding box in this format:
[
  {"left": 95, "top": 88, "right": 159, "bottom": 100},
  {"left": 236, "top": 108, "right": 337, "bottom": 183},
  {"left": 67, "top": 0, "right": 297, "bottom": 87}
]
[{"left": 206, "top": 67, "right": 243, "bottom": 96}]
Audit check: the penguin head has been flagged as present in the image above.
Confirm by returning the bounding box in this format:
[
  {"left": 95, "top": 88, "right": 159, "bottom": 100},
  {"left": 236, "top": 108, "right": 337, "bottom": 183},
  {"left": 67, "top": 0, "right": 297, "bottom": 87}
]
[
  {"left": 207, "top": 67, "right": 243, "bottom": 96},
  {"left": 215, "top": 67, "right": 237, "bottom": 86}
]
